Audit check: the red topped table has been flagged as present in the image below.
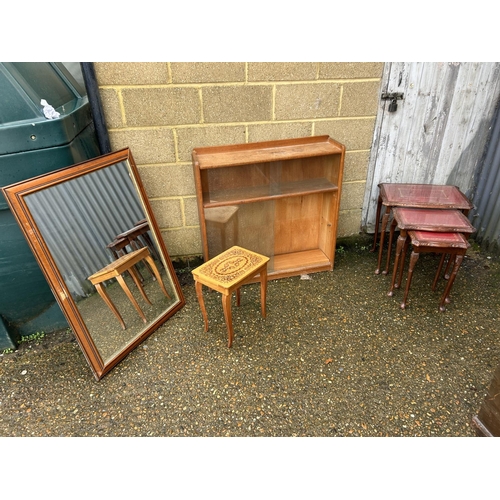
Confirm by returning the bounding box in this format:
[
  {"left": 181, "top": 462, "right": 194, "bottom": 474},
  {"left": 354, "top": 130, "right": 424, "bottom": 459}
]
[
  {"left": 116, "top": 220, "right": 163, "bottom": 267},
  {"left": 371, "top": 183, "right": 473, "bottom": 274},
  {"left": 387, "top": 207, "right": 476, "bottom": 296},
  {"left": 400, "top": 230, "right": 471, "bottom": 312}
]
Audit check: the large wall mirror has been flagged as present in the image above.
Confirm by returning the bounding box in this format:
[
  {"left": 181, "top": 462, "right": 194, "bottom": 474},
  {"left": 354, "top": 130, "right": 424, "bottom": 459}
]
[{"left": 2, "top": 148, "right": 185, "bottom": 380}]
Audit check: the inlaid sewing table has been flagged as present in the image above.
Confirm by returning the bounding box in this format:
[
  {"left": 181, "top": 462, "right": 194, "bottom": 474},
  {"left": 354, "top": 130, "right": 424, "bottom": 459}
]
[{"left": 192, "top": 246, "right": 269, "bottom": 348}]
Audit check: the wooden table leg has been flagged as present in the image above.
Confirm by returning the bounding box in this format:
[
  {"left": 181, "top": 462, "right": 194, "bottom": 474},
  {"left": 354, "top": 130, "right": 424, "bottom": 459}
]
[
  {"left": 195, "top": 281, "right": 209, "bottom": 332},
  {"left": 127, "top": 267, "right": 153, "bottom": 306},
  {"left": 260, "top": 265, "right": 268, "bottom": 317},
  {"left": 141, "top": 232, "right": 163, "bottom": 267},
  {"left": 439, "top": 254, "right": 464, "bottom": 312},
  {"left": 94, "top": 283, "right": 126, "bottom": 330},
  {"left": 375, "top": 207, "right": 391, "bottom": 274},
  {"left": 400, "top": 250, "right": 420, "bottom": 310},
  {"left": 371, "top": 195, "right": 382, "bottom": 252},
  {"left": 222, "top": 292, "right": 234, "bottom": 348},
  {"left": 383, "top": 217, "right": 398, "bottom": 275},
  {"left": 432, "top": 254, "right": 447, "bottom": 291},
  {"left": 444, "top": 254, "right": 453, "bottom": 279},
  {"left": 388, "top": 231, "right": 407, "bottom": 296},
  {"left": 396, "top": 236, "right": 410, "bottom": 290},
  {"left": 116, "top": 274, "right": 147, "bottom": 323},
  {"left": 144, "top": 254, "right": 171, "bottom": 298}
]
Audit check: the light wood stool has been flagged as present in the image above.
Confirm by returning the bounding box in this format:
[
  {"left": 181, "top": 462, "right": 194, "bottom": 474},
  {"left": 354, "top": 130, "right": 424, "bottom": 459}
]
[
  {"left": 106, "top": 236, "right": 148, "bottom": 283},
  {"left": 88, "top": 247, "right": 170, "bottom": 329},
  {"left": 192, "top": 246, "right": 269, "bottom": 347}
]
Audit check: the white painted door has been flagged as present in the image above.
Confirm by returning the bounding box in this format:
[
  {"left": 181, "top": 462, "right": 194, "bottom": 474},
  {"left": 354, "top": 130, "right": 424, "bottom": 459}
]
[{"left": 362, "top": 62, "right": 500, "bottom": 233}]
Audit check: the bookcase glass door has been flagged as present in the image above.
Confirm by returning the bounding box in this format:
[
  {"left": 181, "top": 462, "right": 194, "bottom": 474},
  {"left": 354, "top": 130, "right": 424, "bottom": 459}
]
[{"left": 205, "top": 200, "right": 276, "bottom": 271}]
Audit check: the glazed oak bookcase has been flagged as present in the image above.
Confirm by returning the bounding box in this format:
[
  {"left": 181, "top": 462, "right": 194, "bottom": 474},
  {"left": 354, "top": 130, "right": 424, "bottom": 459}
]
[{"left": 192, "top": 135, "right": 345, "bottom": 280}]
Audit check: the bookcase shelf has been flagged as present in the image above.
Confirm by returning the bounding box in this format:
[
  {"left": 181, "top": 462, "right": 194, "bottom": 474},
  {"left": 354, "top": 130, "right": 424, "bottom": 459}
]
[{"left": 203, "top": 178, "right": 338, "bottom": 208}]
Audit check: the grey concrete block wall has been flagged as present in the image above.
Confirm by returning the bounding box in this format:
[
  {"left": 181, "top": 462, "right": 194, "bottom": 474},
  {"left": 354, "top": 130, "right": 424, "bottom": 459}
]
[
  {"left": 95, "top": 62, "right": 384, "bottom": 259},
  {"left": 275, "top": 83, "right": 342, "bottom": 120}
]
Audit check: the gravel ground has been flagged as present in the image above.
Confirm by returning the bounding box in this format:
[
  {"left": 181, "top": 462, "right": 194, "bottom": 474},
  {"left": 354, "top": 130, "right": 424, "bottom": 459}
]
[{"left": 1, "top": 235, "right": 499, "bottom": 438}]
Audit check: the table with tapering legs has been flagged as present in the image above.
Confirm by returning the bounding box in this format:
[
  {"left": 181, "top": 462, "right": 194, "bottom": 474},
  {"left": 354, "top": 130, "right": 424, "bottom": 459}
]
[{"left": 192, "top": 246, "right": 269, "bottom": 348}]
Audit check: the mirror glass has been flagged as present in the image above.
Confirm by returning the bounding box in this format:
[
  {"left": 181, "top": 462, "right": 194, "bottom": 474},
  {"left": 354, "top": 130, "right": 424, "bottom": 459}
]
[{"left": 3, "top": 148, "right": 185, "bottom": 380}]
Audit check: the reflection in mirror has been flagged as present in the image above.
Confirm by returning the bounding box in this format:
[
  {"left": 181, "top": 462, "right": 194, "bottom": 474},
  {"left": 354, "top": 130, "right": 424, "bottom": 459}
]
[{"left": 3, "top": 149, "right": 185, "bottom": 380}]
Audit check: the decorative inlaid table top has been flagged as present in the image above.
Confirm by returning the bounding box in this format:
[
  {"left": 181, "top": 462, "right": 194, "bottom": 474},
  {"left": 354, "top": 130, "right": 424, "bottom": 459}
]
[{"left": 192, "top": 246, "right": 269, "bottom": 291}]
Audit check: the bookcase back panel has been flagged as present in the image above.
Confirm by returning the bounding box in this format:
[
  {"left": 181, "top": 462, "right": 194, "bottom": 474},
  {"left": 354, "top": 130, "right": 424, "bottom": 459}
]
[
  {"left": 274, "top": 195, "right": 323, "bottom": 255},
  {"left": 204, "top": 163, "right": 272, "bottom": 196}
]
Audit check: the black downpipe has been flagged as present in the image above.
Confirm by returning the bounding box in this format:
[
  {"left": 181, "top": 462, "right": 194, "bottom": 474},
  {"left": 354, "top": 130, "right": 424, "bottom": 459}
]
[{"left": 80, "top": 62, "right": 112, "bottom": 155}]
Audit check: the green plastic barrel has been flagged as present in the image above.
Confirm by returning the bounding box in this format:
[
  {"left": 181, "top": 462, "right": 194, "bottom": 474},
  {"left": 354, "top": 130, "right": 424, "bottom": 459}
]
[{"left": 0, "top": 62, "right": 101, "bottom": 349}]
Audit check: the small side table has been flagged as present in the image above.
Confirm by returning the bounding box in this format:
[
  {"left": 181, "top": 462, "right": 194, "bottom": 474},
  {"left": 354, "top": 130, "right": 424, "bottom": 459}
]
[
  {"left": 106, "top": 236, "right": 148, "bottom": 283},
  {"left": 387, "top": 207, "right": 476, "bottom": 296},
  {"left": 192, "top": 246, "right": 269, "bottom": 347},
  {"left": 88, "top": 247, "right": 170, "bottom": 329},
  {"left": 400, "top": 230, "right": 470, "bottom": 312},
  {"left": 371, "top": 183, "right": 472, "bottom": 275},
  {"left": 116, "top": 220, "right": 163, "bottom": 268}
]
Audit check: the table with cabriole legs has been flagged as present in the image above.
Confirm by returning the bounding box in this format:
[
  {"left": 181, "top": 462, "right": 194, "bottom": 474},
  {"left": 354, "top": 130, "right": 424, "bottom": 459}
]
[{"left": 371, "top": 183, "right": 473, "bottom": 275}]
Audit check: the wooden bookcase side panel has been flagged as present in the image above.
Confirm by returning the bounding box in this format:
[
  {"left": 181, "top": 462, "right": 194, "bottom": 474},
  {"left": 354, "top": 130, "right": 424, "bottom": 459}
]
[
  {"left": 329, "top": 154, "right": 344, "bottom": 189},
  {"left": 318, "top": 151, "right": 344, "bottom": 269},
  {"left": 319, "top": 191, "right": 338, "bottom": 266},
  {"left": 332, "top": 149, "right": 344, "bottom": 269},
  {"left": 192, "top": 160, "right": 210, "bottom": 260}
]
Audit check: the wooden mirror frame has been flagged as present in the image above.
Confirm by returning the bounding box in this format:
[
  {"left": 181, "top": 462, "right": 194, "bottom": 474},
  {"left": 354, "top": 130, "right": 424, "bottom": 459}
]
[{"left": 2, "top": 148, "right": 185, "bottom": 380}]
